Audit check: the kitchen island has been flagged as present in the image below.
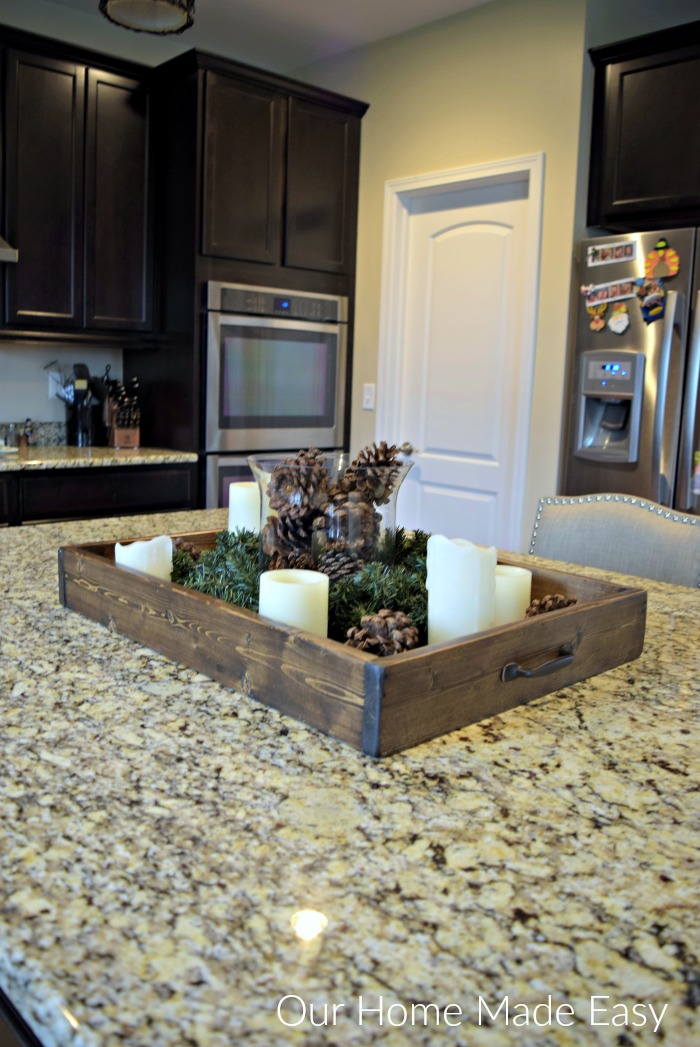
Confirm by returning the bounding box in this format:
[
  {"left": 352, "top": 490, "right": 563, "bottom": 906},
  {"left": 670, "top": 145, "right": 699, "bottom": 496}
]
[{"left": 0, "top": 510, "right": 698, "bottom": 1047}]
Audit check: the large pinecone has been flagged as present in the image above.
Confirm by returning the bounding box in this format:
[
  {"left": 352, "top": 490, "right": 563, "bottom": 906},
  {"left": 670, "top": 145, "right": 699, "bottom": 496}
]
[
  {"left": 343, "top": 441, "right": 403, "bottom": 506},
  {"left": 346, "top": 608, "right": 419, "bottom": 656},
  {"left": 313, "top": 486, "right": 380, "bottom": 556},
  {"left": 525, "top": 593, "right": 577, "bottom": 616},
  {"left": 267, "top": 448, "right": 330, "bottom": 513},
  {"left": 264, "top": 448, "right": 331, "bottom": 559}
]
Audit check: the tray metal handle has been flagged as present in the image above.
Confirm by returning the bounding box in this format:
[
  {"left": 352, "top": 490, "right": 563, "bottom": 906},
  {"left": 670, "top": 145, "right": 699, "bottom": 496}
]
[{"left": 501, "top": 641, "right": 575, "bottom": 682}]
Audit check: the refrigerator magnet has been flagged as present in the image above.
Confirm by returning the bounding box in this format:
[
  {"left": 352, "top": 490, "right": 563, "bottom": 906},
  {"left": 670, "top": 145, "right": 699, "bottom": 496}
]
[
  {"left": 607, "top": 302, "right": 630, "bottom": 335},
  {"left": 635, "top": 277, "right": 666, "bottom": 324},
  {"left": 645, "top": 239, "right": 680, "bottom": 280},
  {"left": 586, "top": 301, "right": 607, "bottom": 331}
]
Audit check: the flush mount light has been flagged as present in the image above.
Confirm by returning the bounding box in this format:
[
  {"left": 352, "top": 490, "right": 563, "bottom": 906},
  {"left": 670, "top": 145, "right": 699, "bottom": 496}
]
[{"left": 99, "top": 0, "right": 195, "bottom": 35}]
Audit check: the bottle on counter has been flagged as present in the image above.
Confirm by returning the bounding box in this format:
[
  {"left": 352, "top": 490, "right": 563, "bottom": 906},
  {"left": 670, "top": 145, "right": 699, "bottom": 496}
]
[{"left": 4, "top": 423, "right": 16, "bottom": 447}]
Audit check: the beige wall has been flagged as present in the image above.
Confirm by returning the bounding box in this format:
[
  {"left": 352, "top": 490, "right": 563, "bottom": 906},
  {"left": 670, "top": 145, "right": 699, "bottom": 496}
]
[{"left": 296, "top": 0, "right": 589, "bottom": 549}]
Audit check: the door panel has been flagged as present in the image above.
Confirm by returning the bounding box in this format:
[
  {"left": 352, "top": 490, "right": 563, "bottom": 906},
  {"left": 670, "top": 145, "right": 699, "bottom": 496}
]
[
  {"left": 395, "top": 182, "right": 531, "bottom": 550},
  {"left": 202, "top": 71, "right": 285, "bottom": 264},
  {"left": 4, "top": 50, "right": 84, "bottom": 327},
  {"left": 85, "top": 69, "right": 152, "bottom": 329}
]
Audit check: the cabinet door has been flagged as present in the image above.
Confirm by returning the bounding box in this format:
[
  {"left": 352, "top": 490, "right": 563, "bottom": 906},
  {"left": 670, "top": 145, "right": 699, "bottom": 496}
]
[
  {"left": 285, "top": 98, "right": 361, "bottom": 274},
  {"left": 84, "top": 68, "right": 152, "bottom": 330},
  {"left": 202, "top": 71, "right": 285, "bottom": 264},
  {"left": 4, "top": 50, "right": 84, "bottom": 327},
  {"left": 589, "top": 38, "right": 700, "bottom": 227}
]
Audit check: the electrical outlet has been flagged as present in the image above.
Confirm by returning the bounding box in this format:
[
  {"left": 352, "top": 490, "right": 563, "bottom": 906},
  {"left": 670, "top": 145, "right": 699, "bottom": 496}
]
[
  {"left": 48, "top": 371, "right": 63, "bottom": 400},
  {"left": 362, "top": 383, "right": 376, "bottom": 410}
]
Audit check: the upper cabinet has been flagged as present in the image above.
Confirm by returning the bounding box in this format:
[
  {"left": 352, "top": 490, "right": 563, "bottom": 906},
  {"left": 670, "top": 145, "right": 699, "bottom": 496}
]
[
  {"left": 588, "top": 20, "right": 700, "bottom": 230},
  {"left": 0, "top": 33, "right": 153, "bottom": 338},
  {"left": 156, "top": 52, "right": 367, "bottom": 284}
]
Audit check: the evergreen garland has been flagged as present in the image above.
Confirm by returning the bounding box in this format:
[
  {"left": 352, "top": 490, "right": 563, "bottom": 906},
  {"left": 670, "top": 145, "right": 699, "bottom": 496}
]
[{"left": 171, "top": 528, "right": 429, "bottom": 644}]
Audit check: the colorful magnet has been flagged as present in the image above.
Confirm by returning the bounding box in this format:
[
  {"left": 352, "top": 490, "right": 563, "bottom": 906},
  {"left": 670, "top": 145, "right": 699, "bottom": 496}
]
[
  {"left": 608, "top": 302, "right": 630, "bottom": 335},
  {"left": 645, "top": 239, "right": 680, "bottom": 280},
  {"left": 635, "top": 276, "right": 666, "bottom": 324},
  {"left": 586, "top": 301, "right": 607, "bottom": 331}
]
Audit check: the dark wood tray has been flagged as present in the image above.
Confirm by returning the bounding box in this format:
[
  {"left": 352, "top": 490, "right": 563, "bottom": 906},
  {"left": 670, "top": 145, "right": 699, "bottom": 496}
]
[{"left": 58, "top": 530, "right": 647, "bottom": 756}]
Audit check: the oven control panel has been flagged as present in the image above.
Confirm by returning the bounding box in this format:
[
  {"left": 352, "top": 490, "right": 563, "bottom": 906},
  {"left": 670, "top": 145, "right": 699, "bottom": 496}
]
[{"left": 210, "top": 282, "right": 347, "bottom": 324}]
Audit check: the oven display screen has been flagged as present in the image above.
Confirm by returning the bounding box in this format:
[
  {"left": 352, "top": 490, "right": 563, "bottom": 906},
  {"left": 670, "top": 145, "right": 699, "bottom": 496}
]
[{"left": 220, "top": 325, "right": 337, "bottom": 427}]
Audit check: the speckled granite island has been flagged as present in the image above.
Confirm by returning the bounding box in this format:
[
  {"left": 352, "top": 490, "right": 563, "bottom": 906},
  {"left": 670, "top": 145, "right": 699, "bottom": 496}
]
[{"left": 1, "top": 510, "right": 698, "bottom": 1047}]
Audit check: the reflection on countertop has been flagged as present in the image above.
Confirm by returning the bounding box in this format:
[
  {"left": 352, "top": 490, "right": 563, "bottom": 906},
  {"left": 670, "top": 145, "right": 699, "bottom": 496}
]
[
  {"left": 0, "top": 508, "right": 698, "bottom": 1047},
  {"left": 0, "top": 445, "right": 198, "bottom": 472}
]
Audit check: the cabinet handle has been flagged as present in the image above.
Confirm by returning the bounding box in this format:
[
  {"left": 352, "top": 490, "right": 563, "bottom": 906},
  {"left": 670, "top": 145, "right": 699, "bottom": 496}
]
[{"left": 501, "top": 641, "right": 575, "bottom": 682}]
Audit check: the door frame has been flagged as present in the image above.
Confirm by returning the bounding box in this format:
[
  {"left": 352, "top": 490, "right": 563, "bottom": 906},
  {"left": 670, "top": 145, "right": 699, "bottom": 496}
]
[{"left": 376, "top": 153, "right": 545, "bottom": 546}]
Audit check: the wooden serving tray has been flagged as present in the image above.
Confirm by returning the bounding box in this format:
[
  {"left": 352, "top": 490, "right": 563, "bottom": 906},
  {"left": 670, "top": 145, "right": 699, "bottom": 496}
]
[{"left": 58, "top": 530, "right": 647, "bottom": 757}]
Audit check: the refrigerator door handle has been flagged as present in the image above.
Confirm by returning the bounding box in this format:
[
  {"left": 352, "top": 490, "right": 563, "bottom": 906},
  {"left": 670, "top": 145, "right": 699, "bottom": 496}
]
[
  {"left": 652, "top": 289, "right": 679, "bottom": 502},
  {"left": 676, "top": 289, "right": 700, "bottom": 510}
]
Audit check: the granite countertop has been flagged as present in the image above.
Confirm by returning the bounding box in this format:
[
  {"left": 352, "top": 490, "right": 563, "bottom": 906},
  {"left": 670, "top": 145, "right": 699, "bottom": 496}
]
[
  {"left": 0, "top": 446, "right": 198, "bottom": 472},
  {"left": 0, "top": 510, "right": 698, "bottom": 1047}
]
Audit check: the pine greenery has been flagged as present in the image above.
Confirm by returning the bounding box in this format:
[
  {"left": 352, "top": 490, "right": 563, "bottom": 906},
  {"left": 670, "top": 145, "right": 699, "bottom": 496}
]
[{"left": 171, "top": 527, "right": 429, "bottom": 642}]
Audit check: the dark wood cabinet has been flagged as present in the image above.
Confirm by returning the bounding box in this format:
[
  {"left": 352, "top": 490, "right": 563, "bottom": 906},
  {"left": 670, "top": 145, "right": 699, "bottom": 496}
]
[
  {"left": 4, "top": 49, "right": 84, "bottom": 327},
  {"left": 0, "top": 472, "right": 18, "bottom": 525},
  {"left": 285, "top": 97, "right": 361, "bottom": 274},
  {"left": 1, "top": 33, "right": 153, "bottom": 339},
  {"left": 11, "top": 462, "right": 197, "bottom": 525},
  {"left": 588, "top": 20, "right": 700, "bottom": 230},
  {"left": 156, "top": 51, "right": 367, "bottom": 280},
  {"left": 84, "top": 67, "right": 152, "bottom": 329},
  {"left": 202, "top": 71, "right": 285, "bottom": 264}
]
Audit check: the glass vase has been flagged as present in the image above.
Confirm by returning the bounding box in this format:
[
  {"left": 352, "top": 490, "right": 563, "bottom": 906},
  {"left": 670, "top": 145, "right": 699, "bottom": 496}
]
[{"left": 248, "top": 450, "right": 413, "bottom": 573}]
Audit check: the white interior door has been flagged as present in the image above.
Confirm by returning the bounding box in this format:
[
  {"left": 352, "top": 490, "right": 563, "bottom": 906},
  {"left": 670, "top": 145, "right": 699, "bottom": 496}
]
[{"left": 377, "top": 156, "right": 543, "bottom": 552}]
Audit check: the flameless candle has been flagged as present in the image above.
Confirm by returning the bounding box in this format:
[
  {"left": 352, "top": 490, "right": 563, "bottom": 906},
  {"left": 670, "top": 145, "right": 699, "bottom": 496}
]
[
  {"left": 258, "top": 569, "right": 329, "bottom": 637},
  {"left": 493, "top": 564, "right": 532, "bottom": 627},
  {"left": 426, "top": 535, "right": 496, "bottom": 644},
  {"left": 114, "top": 534, "right": 173, "bottom": 581},
  {"left": 228, "top": 481, "right": 260, "bottom": 533}
]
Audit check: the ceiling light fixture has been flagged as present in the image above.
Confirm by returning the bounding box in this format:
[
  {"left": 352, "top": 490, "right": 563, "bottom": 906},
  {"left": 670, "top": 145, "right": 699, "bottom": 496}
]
[{"left": 99, "top": 0, "right": 195, "bottom": 35}]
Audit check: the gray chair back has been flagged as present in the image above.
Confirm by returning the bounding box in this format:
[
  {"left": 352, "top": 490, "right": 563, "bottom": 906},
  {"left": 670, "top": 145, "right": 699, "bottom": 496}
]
[{"left": 529, "top": 494, "right": 700, "bottom": 588}]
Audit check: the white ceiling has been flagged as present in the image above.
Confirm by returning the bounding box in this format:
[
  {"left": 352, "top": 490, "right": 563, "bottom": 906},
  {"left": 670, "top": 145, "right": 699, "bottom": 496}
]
[{"left": 45, "top": 0, "right": 494, "bottom": 72}]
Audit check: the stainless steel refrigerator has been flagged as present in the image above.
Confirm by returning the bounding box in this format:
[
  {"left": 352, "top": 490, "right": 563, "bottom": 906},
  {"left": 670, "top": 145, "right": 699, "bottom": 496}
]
[{"left": 563, "top": 227, "right": 700, "bottom": 514}]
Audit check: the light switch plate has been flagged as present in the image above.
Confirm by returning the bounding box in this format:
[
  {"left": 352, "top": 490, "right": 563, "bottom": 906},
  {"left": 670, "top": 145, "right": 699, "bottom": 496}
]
[{"left": 362, "top": 383, "right": 376, "bottom": 410}]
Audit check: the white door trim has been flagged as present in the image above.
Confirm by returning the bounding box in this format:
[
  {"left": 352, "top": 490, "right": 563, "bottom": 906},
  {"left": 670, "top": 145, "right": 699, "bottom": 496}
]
[{"left": 376, "top": 153, "right": 544, "bottom": 547}]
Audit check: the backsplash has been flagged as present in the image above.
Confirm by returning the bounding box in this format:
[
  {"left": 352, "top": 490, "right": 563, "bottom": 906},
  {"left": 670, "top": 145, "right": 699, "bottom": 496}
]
[
  {"left": 2, "top": 421, "right": 66, "bottom": 446},
  {"left": 0, "top": 345, "right": 122, "bottom": 440}
]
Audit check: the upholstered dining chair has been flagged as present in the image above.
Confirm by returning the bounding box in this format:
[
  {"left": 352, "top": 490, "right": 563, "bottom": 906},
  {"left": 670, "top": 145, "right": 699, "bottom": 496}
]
[{"left": 529, "top": 494, "right": 700, "bottom": 588}]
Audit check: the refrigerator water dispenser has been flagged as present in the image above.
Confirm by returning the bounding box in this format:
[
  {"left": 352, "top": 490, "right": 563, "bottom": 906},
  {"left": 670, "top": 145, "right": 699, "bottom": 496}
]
[{"left": 574, "top": 349, "right": 645, "bottom": 462}]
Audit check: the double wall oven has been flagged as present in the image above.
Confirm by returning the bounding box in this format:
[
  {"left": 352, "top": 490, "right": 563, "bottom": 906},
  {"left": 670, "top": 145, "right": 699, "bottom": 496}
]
[{"left": 204, "top": 282, "right": 349, "bottom": 508}]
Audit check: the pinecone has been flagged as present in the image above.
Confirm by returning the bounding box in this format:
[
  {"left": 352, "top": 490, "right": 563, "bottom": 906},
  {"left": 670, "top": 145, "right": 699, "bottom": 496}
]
[
  {"left": 316, "top": 546, "right": 362, "bottom": 583},
  {"left": 313, "top": 486, "right": 380, "bottom": 555},
  {"left": 267, "top": 550, "right": 316, "bottom": 571},
  {"left": 263, "top": 449, "right": 332, "bottom": 560},
  {"left": 267, "top": 448, "right": 330, "bottom": 514},
  {"left": 342, "top": 441, "right": 403, "bottom": 506},
  {"left": 525, "top": 593, "right": 578, "bottom": 617},
  {"left": 173, "top": 538, "right": 202, "bottom": 561},
  {"left": 346, "top": 608, "right": 419, "bottom": 656}
]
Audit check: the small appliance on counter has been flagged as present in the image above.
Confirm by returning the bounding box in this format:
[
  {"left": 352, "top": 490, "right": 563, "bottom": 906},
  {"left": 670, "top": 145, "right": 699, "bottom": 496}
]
[{"left": 61, "top": 364, "right": 107, "bottom": 446}]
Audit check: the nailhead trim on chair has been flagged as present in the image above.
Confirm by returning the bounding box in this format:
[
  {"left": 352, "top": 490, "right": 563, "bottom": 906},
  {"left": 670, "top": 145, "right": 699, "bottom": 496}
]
[{"left": 529, "top": 494, "right": 699, "bottom": 586}]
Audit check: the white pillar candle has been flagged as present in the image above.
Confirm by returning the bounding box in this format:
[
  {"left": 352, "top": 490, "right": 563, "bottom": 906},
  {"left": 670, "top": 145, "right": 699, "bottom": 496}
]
[
  {"left": 493, "top": 564, "right": 533, "bottom": 627},
  {"left": 228, "top": 481, "right": 260, "bottom": 533},
  {"left": 426, "top": 535, "right": 497, "bottom": 644},
  {"left": 114, "top": 534, "right": 173, "bottom": 581},
  {"left": 258, "top": 569, "right": 329, "bottom": 637}
]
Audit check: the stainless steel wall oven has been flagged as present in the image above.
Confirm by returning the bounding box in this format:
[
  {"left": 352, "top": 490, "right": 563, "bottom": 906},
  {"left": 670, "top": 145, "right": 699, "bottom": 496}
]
[{"left": 205, "top": 281, "right": 349, "bottom": 507}]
